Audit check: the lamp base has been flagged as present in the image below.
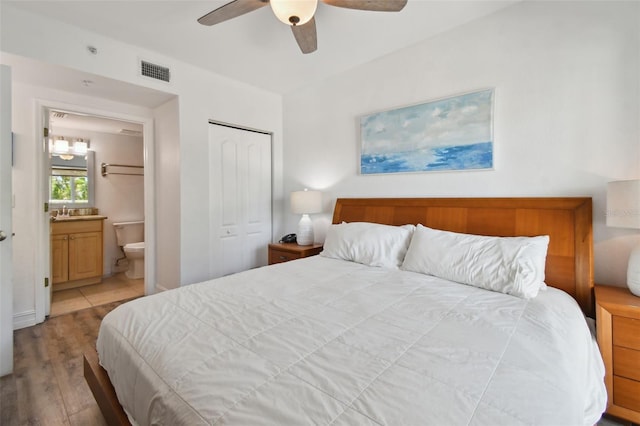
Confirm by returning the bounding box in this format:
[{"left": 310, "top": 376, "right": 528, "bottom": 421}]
[
  {"left": 297, "top": 214, "right": 314, "bottom": 246},
  {"left": 628, "top": 243, "right": 640, "bottom": 297}
]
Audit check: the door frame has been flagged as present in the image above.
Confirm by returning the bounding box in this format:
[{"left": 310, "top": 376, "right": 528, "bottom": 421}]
[
  {"left": 35, "top": 100, "right": 156, "bottom": 323},
  {"left": 1, "top": 65, "right": 13, "bottom": 376}
]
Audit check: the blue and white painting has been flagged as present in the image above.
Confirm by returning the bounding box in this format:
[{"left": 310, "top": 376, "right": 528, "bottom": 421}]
[{"left": 360, "top": 89, "right": 494, "bottom": 174}]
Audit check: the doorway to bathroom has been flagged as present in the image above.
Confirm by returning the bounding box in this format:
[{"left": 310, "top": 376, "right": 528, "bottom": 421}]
[{"left": 43, "top": 106, "right": 154, "bottom": 317}]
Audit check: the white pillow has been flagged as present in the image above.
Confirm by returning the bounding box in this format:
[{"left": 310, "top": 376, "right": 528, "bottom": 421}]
[
  {"left": 321, "top": 222, "right": 415, "bottom": 268},
  {"left": 401, "top": 225, "right": 549, "bottom": 299}
]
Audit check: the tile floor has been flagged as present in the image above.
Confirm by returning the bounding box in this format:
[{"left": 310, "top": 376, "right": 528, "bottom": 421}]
[{"left": 50, "top": 273, "right": 144, "bottom": 317}]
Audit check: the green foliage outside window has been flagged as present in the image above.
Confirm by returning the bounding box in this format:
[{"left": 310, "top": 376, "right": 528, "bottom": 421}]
[
  {"left": 50, "top": 172, "right": 88, "bottom": 203},
  {"left": 75, "top": 177, "right": 88, "bottom": 201},
  {"left": 51, "top": 176, "right": 71, "bottom": 201}
]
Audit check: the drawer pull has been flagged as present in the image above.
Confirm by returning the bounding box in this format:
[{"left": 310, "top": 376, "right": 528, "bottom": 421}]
[{"left": 279, "top": 256, "right": 288, "bottom": 260}]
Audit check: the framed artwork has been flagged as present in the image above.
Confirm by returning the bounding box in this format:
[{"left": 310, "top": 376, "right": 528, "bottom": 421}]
[{"left": 360, "top": 88, "right": 494, "bottom": 174}]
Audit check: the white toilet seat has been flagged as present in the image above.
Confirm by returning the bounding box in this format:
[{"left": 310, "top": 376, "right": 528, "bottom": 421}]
[{"left": 124, "top": 242, "right": 145, "bottom": 253}]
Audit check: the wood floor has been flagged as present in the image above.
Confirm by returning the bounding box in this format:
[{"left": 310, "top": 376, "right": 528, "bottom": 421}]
[{"left": 0, "top": 300, "right": 130, "bottom": 426}]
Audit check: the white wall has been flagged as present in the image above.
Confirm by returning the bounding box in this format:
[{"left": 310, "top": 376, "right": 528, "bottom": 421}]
[
  {"left": 283, "top": 1, "right": 640, "bottom": 287},
  {"left": 154, "top": 97, "right": 181, "bottom": 291},
  {"left": 53, "top": 126, "right": 145, "bottom": 277},
  {"left": 3, "top": 4, "right": 283, "bottom": 327}
]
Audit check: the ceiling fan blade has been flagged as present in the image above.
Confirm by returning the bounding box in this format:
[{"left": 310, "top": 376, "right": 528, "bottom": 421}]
[
  {"left": 291, "top": 17, "right": 317, "bottom": 54},
  {"left": 321, "top": 0, "right": 407, "bottom": 12},
  {"left": 198, "top": 0, "right": 269, "bottom": 26}
]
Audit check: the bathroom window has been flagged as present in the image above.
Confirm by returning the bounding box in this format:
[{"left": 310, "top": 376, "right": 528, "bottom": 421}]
[
  {"left": 49, "top": 150, "right": 95, "bottom": 207},
  {"left": 50, "top": 168, "right": 88, "bottom": 204}
]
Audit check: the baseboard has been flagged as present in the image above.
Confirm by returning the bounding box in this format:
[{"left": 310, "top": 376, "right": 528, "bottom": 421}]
[{"left": 13, "top": 310, "right": 36, "bottom": 330}]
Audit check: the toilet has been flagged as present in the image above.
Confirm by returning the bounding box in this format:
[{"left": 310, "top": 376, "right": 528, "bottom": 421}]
[{"left": 113, "top": 221, "right": 145, "bottom": 279}]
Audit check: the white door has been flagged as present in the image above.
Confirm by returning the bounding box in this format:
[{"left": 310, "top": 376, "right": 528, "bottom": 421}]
[
  {"left": 0, "top": 65, "right": 13, "bottom": 376},
  {"left": 209, "top": 123, "right": 272, "bottom": 278}
]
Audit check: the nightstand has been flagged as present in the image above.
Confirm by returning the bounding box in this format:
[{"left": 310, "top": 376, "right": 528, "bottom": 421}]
[
  {"left": 595, "top": 285, "right": 640, "bottom": 423},
  {"left": 268, "top": 243, "right": 323, "bottom": 265}
]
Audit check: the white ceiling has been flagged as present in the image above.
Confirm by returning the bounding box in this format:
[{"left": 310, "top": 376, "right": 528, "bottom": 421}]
[
  {"left": 50, "top": 110, "right": 144, "bottom": 136},
  {"left": 5, "top": 0, "right": 518, "bottom": 95}
]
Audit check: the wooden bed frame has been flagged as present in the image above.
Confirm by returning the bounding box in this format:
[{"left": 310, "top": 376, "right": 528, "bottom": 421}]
[{"left": 85, "top": 197, "right": 593, "bottom": 425}]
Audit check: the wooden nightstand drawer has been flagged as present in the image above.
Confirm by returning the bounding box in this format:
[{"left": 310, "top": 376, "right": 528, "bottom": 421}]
[
  {"left": 268, "top": 243, "right": 323, "bottom": 265},
  {"left": 270, "top": 249, "right": 299, "bottom": 264},
  {"left": 613, "top": 376, "right": 640, "bottom": 412},
  {"left": 613, "top": 316, "right": 640, "bottom": 350},
  {"left": 613, "top": 346, "right": 640, "bottom": 381}
]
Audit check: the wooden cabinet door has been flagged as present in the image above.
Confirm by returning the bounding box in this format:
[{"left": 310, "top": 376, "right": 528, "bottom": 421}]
[
  {"left": 68, "top": 232, "right": 103, "bottom": 281},
  {"left": 51, "top": 234, "right": 69, "bottom": 284}
]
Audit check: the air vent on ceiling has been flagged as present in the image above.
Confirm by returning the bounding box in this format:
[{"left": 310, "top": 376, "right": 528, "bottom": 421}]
[
  {"left": 51, "top": 111, "right": 67, "bottom": 119},
  {"left": 120, "top": 129, "right": 143, "bottom": 137},
  {"left": 140, "top": 60, "right": 170, "bottom": 83}
]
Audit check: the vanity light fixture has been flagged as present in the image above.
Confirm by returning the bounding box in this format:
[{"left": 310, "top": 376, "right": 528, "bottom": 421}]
[
  {"left": 51, "top": 136, "right": 90, "bottom": 160},
  {"left": 53, "top": 137, "right": 70, "bottom": 153},
  {"left": 73, "top": 138, "right": 88, "bottom": 154}
]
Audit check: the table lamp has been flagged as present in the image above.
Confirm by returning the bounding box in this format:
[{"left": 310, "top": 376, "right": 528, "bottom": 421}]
[
  {"left": 606, "top": 179, "right": 640, "bottom": 296},
  {"left": 291, "top": 189, "right": 322, "bottom": 246}
]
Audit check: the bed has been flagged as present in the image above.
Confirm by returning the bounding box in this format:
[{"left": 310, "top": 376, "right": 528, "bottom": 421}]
[{"left": 84, "top": 197, "right": 606, "bottom": 425}]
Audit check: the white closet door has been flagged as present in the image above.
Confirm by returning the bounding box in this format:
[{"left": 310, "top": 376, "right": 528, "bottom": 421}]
[{"left": 209, "top": 124, "right": 271, "bottom": 278}]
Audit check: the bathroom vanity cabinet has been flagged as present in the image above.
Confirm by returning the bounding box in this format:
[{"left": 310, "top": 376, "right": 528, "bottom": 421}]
[{"left": 51, "top": 216, "right": 106, "bottom": 290}]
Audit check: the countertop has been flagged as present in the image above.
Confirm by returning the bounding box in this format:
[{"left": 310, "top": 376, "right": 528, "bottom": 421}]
[{"left": 52, "top": 215, "right": 108, "bottom": 222}]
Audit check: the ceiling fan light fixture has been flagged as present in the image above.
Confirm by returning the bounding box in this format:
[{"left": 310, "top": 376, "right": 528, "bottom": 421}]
[{"left": 270, "top": 0, "right": 317, "bottom": 26}]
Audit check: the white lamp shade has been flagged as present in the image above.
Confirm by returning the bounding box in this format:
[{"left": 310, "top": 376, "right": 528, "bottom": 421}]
[
  {"left": 291, "top": 190, "right": 322, "bottom": 214},
  {"left": 606, "top": 180, "right": 640, "bottom": 229},
  {"left": 270, "top": 0, "right": 317, "bottom": 26}
]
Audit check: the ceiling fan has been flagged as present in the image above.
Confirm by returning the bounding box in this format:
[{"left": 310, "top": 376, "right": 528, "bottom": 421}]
[{"left": 198, "top": 0, "right": 408, "bottom": 54}]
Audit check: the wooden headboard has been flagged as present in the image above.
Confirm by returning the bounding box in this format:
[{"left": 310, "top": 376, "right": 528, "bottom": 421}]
[{"left": 332, "top": 197, "right": 594, "bottom": 316}]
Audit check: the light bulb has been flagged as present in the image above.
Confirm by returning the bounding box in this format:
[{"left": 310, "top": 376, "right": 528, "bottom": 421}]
[{"left": 270, "top": 0, "right": 317, "bottom": 26}]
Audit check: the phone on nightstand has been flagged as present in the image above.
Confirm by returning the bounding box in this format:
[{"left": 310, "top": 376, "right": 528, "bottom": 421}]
[{"left": 279, "top": 233, "right": 297, "bottom": 243}]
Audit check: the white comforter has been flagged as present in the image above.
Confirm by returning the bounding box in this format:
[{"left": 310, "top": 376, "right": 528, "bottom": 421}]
[{"left": 97, "top": 256, "right": 606, "bottom": 425}]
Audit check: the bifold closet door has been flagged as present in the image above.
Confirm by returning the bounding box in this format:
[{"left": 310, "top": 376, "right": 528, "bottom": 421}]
[{"left": 208, "top": 123, "right": 272, "bottom": 278}]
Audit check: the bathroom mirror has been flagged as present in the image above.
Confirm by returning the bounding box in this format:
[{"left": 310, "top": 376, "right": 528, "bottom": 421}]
[{"left": 49, "top": 150, "right": 95, "bottom": 208}]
